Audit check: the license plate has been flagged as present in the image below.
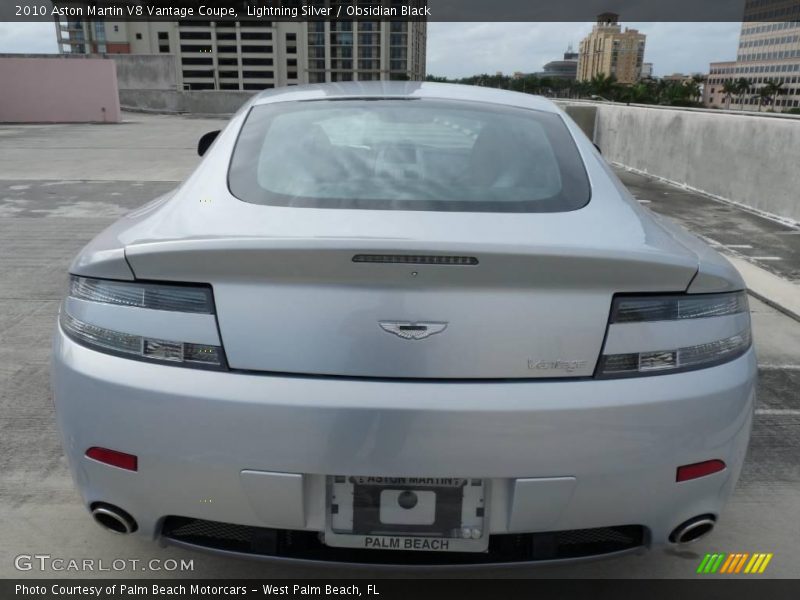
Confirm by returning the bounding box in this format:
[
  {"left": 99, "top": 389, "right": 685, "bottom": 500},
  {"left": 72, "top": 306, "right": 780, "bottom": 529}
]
[{"left": 324, "top": 476, "right": 489, "bottom": 553}]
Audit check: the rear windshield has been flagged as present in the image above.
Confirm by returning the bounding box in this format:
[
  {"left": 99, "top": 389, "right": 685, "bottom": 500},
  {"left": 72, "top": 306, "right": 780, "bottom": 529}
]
[{"left": 228, "top": 98, "right": 590, "bottom": 213}]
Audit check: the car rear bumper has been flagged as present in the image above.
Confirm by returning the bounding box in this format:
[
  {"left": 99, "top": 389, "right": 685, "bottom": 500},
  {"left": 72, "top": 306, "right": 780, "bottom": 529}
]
[{"left": 52, "top": 326, "right": 756, "bottom": 563}]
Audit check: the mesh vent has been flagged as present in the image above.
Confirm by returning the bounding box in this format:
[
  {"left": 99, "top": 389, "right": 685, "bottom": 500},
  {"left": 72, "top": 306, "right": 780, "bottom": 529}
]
[{"left": 162, "top": 517, "right": 645, "bottom": 565}]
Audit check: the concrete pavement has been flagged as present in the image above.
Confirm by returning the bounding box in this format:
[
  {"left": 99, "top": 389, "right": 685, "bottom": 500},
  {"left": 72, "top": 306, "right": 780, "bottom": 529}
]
[
  {"left": 0, "top": 113, "right": 798, "bottom": 579},
  {"left": 0, "top": 113, "right": 225, "bottom": 182},
  {"left": 617, "top": 168, "right": 800, "bottom": 322}
]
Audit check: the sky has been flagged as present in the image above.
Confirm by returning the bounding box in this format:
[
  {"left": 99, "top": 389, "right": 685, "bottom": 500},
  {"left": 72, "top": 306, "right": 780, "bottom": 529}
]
[{"left": 0, "top": 21, "right": 742, "bottom": 78}]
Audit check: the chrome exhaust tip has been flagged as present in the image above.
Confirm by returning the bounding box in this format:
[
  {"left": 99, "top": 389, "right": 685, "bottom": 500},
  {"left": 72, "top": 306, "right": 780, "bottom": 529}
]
[
  {"left": 90, "top": 503, "right": 137, "bottom": 534},
  {"left": 669, "top": 515, "right": 716, "bottom": 544}
]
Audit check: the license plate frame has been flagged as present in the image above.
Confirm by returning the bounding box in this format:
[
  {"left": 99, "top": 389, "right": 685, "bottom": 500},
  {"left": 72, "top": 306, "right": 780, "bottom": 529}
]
[{"left": 323, "top": 476, "right": 489, "bottom": 553}]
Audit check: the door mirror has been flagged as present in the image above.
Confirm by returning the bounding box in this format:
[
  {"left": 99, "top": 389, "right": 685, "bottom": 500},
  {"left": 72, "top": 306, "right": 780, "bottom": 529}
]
[{"left": 198, "top": 130, "right": 221, "bottom": 157}]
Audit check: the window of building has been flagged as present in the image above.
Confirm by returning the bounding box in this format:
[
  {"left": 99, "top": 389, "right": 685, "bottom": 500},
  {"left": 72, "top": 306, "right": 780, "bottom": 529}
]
[
  {"left": 182, "top": 69, "right": 215, "bottom": 78},
  {"left": 158, "top": 32, "right": 168, "bottom": 40},
  {"left": 218, "top": 58, "right": 239, "bottom": 66},
  {"left": 243, "top": 70, "right": 275, "bottom": 78},
  {"left": 159, "top": 45, "right": 170, "bottom": 53},
  {"left": 243, "top": 83, "right": 274, "bottom": 90},
  {"left": 241, "top": 32, "right": 272, "bottom": 40},
  {"left": 288, "top": 71, "right": 298, "bottom": 79},
  {"left": 242, "top": 57, "right": 274, "bottom": 66},
  {"left": 113, "top": 25, "right": 118, "bottom": 32},
  {"left": 287, "top": 58, "right": 297, "bottom": 67},
  {"left": 136, "top": 33, "right": 142, "bottom": 40},
  {"left": 286, "top": 33, "right": 297, "bottom": 41},
  {"left": 241, "top": 45, "right": 273, "bottom": 53},
  {"left": 180, "top": 31, "right": 212, "bottom": 40},
  {"left": 181, "top": 45, "right": 212, "bottom": 53}
]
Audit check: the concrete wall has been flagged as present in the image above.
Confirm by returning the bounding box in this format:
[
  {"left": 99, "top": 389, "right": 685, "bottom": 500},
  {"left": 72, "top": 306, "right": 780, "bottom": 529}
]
[
  {"left": 593, "top": 104, "right": 800, "bottom": 224},
  {"left": 119, "top": 89, "right": 256, "bottom": 115},
  {"left": 0, "top": 56, "right": 121, "bottom": 123},
  {"left": 561, "top": 104, "right": 597, "bottom": 140},
  {"left": 111, "top": 54, "right": 177, "bottom": 91}
]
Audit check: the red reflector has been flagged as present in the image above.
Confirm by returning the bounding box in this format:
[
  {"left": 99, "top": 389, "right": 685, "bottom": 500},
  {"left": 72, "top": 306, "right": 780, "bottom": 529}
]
[
  {"left": 676, "top": 459, "right": 726, "bottom": 482},
  {"left": 86, "top": 447, "right": 138, "bottom": 471}
]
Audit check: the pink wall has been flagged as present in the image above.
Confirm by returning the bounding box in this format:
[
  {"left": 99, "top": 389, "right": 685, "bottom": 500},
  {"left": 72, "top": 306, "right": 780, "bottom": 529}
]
[{"left": 0, "top": 56, "right": 121, "bottom": 123}]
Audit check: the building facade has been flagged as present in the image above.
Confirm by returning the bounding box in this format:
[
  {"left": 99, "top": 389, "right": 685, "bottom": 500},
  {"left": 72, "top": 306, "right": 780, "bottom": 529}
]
[
  {"left": 55, "top": 17, "right": 426, "bottom": 90},
  {"left": 577, "top": 13, "right": 646, "bottom": 84},
  {"left": 704, "top": 2, "right": 800, "bottom": 112},
  {"left": 535, "top": 46, "right": 579, "bottom": 80}
]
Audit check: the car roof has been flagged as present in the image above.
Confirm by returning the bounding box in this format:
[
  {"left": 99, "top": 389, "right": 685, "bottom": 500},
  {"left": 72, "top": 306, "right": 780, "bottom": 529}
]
[{"left": 250, "top": 81, "right": 560, "bottom": 113}]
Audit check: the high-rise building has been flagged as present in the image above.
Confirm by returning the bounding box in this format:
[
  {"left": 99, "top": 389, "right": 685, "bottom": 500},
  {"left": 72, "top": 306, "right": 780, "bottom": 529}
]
[
  {"left": 54, "top": 17, "right": 426, "bottom": 90},
  {"left": 577, "top": 13, "right": 646, "bottom": 84},
  {"left": 704, "top": 1, "right": 800, "bottom": 111}
]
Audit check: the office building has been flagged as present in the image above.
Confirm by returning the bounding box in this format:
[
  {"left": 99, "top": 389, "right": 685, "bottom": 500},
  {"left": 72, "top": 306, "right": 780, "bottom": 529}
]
[
  {"left": 577, "top": 13, "right": 646, "bottom": 84},
  {"left": 705, "top": 0, "right": 800, "bottom": 111},
  {"left": 54, "top": 15, "right": 426, "bottom": 90}
]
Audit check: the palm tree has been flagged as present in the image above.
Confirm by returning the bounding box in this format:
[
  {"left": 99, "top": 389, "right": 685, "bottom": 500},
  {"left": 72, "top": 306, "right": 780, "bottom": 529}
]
[
  {"left": 683, "top": 80, "right": 702, "bottom": 104},
  {"left": 721, "top": 80, "right": 737, "bottom": 110},
  {"left": 588, "top": 73, "right": 617, "bottom": 98},
  {"left": 763, "top": 80, "right": 785, "bottom": 111},
  {"left": 689, "top": 74, "right": 706, "bottom": 103},
  {"left": 734, "top": 78, "right": 752, "bottom": 110},
  {"left": 757, "top": 86, "right": 773, "bottom": 112}
]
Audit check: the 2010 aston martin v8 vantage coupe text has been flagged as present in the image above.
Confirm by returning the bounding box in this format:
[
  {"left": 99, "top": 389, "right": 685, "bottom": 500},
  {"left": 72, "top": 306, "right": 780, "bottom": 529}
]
[{"left": 52, "top": 82, "right": 756, "bottom": 566}]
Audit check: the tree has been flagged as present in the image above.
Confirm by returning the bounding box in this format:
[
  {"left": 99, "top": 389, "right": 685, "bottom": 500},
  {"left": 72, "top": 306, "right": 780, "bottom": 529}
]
[
  {"left": 757, "top": 85, "right": 773, "bottom": 112},
  {"left": 763, "top": 80, "right": 785, "bottom": 111},
  {"left": 689, "top": 74, "right": 706, "bottom": 103},
  {"left": 734, "top": 78, "right": 752, "bottom": 110},
  {"left": 721, "top": 80, "right": 738, "bottom": 110},
  {"left": 588, "top": 73, "right": 617, "bottom": 98}
]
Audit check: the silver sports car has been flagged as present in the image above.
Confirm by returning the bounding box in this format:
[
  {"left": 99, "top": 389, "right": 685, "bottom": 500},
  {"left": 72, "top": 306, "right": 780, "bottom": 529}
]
[{"left": 52, "top": 82, "right": 756, "bottom": 565}]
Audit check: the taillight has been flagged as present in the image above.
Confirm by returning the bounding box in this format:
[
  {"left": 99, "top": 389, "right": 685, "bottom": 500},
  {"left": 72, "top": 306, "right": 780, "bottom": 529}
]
[
  {"left": 597, "top": 291, "right": 751, "bottom": 378},
  {"left": 69, "top": 276, "right": 213, "bottom": 313},
  {"left": 60, "top": 276, "right": 225, "bottom": 370}
]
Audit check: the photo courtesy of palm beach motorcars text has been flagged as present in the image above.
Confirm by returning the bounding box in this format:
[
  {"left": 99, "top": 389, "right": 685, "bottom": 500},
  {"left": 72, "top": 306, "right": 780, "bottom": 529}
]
[
  {"left": 1, "top": 0, "right": 800, "bottom": 598},
  {"left": 15, "top": 584, "right": 376, "bottom": 597}
]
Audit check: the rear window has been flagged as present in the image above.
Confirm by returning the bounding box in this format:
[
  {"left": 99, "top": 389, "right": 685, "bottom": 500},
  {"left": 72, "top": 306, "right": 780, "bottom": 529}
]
[{"left": 228, "top": 98, "right": 590, "bottom": 213}]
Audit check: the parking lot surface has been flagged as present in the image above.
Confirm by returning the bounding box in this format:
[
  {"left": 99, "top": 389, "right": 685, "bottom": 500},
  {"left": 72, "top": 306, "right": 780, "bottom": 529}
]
[{"left": 0, "top": 114, "right": 798, "bottom": 578}]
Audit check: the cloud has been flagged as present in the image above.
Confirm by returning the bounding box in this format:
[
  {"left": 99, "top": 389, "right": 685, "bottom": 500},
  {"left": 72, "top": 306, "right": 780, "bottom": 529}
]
[
  {"left": 0, "top": 22, "right": 59, "bottom": 54},
  {"left": 427, "top": 21, "right": 743, "bottom": 78}
]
